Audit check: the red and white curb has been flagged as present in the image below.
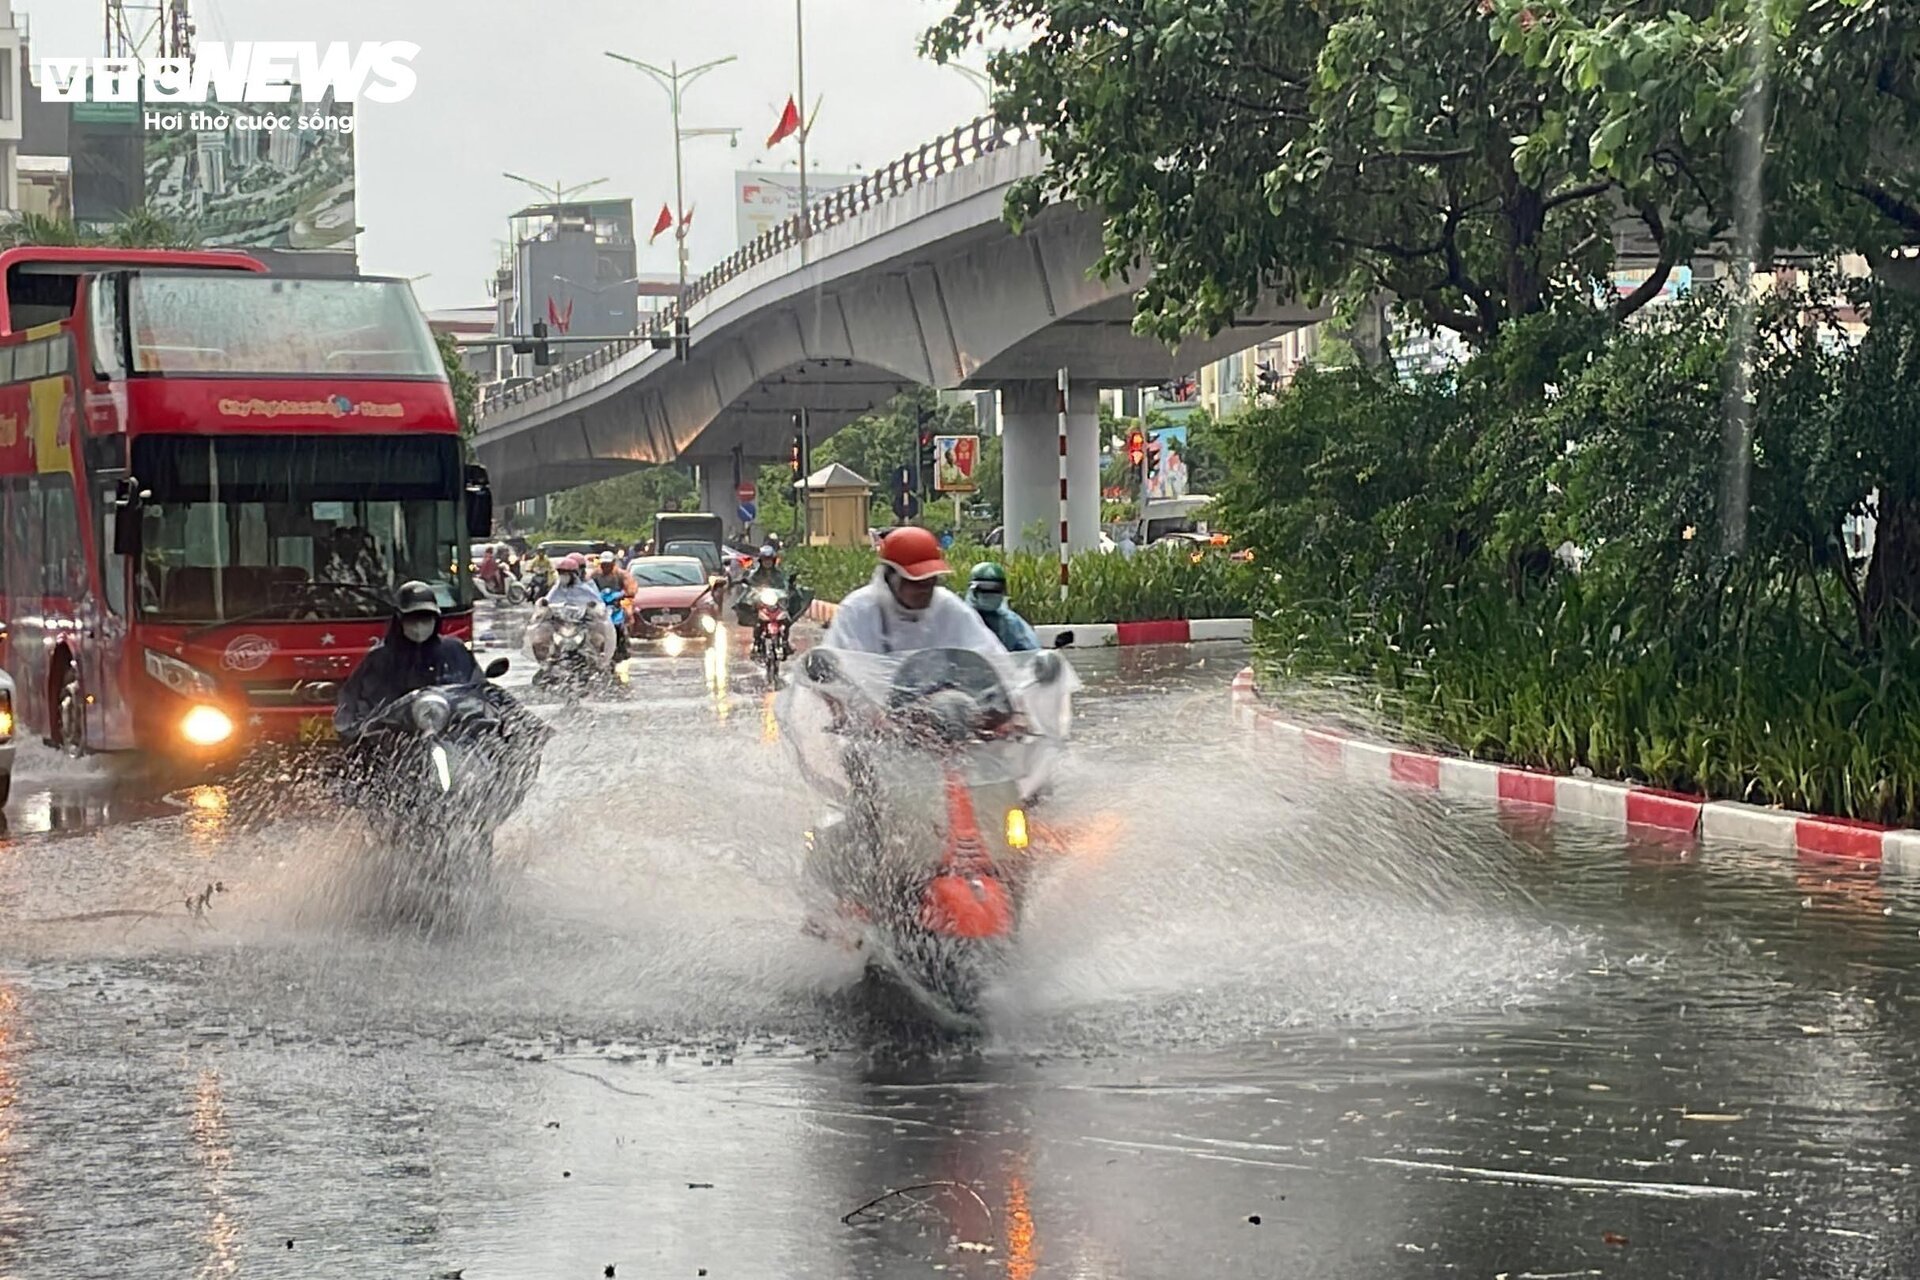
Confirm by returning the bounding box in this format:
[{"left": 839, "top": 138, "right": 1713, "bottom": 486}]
[
  {"left": 1036, "top": 619, "right": 1253, "bottom": 648},
  {"left": 1230, "top": 668, "right": 1920, "bottom": 873}
]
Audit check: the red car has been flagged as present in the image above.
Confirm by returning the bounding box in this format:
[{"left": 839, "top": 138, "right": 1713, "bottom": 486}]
[{"left": 626, "top": 556, "right": 724, "bottom": 654}]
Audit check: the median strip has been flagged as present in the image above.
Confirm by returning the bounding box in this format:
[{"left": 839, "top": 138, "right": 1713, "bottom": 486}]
[{"left": 1230, "top": 668, "right": 1920, "bottom": 872}]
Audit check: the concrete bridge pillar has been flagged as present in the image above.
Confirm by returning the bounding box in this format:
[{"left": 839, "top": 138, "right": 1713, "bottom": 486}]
[
  {"left": 691, "top": 460, "right": 753, "bottom": 543},
  {"left": 1000, "top": 380, "right": 1103, "bottom": 555}
]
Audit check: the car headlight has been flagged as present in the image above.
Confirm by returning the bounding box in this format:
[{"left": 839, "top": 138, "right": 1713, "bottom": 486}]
[
  {"left": 0, "top": 689, "right": 14, "bottom": 739},
  {"left": 411, "top": 690, "right": 452, "bottom": 734},
  {"left": 699, "top": 614, "right": 718, "bottom": 634},
  {"left": 181, "top": 705, "right": 234, "bottom": 746},
  {"left": 145, "top": 649, "right": 219, "bottom": 699},
  {"left": 757, "top": 587, "right": 783, "bottom": 607}
]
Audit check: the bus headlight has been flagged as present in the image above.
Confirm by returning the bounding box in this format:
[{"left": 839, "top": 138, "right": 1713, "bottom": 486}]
[
  {"left": 181, "top": 705, "right": 234, "bottom": 746},
  {"left": 145, "top": 649, "right": 219, "bottom": 699}
]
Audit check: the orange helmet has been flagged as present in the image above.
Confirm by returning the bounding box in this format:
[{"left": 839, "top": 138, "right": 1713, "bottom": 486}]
[{"left": 879, "top": 527, "right": 952, "bottom": 581}]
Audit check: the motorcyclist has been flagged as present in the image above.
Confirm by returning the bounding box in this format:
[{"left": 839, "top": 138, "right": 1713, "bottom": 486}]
[
  {"left": 591, "top": 550, "right": 637, "bottom": 600},
  {"left": 528, "top": 553, "right": 617, "bottom": 665},
  {"left": 964, "top": 562, "right": 1040, "bottom": 652},
  {"left": 736, "top": 545, "right": 801, "bottom": 653},
  {"left": 823, "top": 527, "right": 1007, "bottom": 657},
  {"left": 590, "top": 551, "right": 637, "bottom": 660},
  {"left": 334, "top": 581, "right": 480, "bottom": 739},
  {"left": 477, "top": 545, "right": 505, "bottom": 594}
]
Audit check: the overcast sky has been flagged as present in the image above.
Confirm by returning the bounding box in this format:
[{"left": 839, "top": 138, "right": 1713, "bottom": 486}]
[{"left": 25, "top": 0, "right": 1002, "bottom": 311}]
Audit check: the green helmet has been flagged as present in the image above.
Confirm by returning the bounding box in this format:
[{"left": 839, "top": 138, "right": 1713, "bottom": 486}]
[{"left": 969, "top": 562, "right": 1007, "bottom": 588}]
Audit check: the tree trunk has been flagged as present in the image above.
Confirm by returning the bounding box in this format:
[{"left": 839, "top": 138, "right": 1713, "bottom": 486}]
[{"left": 1865, "top": 489, "right": 1920, "bottom": 634}]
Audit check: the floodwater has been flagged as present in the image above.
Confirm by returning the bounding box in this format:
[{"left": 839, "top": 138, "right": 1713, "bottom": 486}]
[{"left": 1, "top": 626, "right": 1917, "bottom": 1278}]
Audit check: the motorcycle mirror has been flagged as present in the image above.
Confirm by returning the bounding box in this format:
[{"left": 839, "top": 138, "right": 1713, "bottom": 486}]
[
  {"left": 484, "top": 657, "right": 510, "bottom": 679},
  {"left": 1052, "top": 630, "right": 1076, "bottom": 649}
]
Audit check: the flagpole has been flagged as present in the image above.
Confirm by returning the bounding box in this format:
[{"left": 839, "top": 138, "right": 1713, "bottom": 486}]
[{"left": 795, "top": 0, "right": 809, "bottom": 248}]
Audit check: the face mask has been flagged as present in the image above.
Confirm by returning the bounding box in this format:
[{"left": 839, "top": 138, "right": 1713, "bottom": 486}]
[
  {"left": 402, "top": 617, "right": 436, "bottom": 644},
  {"left": 974, "top": 590, "right": 1005, "bottom": 612}
]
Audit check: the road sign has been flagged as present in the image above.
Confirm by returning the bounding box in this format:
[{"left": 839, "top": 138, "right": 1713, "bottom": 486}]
[
  {"left": 738, "top": 501, "right": 757, "bottom": 524},
  {"left": 892, "top": 491, "right": 921, "bottom": 522},
  {"left": 933, "top": 435, "right": 979, "bottom": 493},
  {"left": 736, "top": 481, "right": 757, "bottom": 502}
]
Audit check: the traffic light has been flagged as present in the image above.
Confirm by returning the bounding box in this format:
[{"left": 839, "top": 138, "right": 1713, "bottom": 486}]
[
  {"left": 531, "top": 320, "right": 552, "bottom": 366},
  {"left": 674, "top": 314, "right": 691, "bottom": 363},
  {"left": 1125, "top": 429, "right": 1146, "bottom": 468},
  {"left": 790, "top": 413, "right": 809, "bottom": 486},
  {"left": 918, "top": 428, "right": 937, "bottom": 497}
]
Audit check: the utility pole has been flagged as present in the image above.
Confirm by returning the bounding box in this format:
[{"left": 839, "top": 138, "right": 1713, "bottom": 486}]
[
  {"left": 795, "top": 0, "right": 809, "bottom": 240},
  {"left": 606, "top": 52, "right": 739, "bottom": 355}
]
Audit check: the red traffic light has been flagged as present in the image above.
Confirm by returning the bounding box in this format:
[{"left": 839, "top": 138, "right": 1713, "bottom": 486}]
[{"left": 1125, "top": 430, "right": 1146, "bottom": 467}]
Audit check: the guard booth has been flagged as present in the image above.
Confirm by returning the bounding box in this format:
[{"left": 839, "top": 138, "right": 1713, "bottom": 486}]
[{"left": 800, "top": 463, "right": 874, "bottom": 547}]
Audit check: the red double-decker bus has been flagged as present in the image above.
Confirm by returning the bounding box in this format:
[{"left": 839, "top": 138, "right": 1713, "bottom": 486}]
[{"left": 0, "top": 247, "right": 490, "bottom": 757}]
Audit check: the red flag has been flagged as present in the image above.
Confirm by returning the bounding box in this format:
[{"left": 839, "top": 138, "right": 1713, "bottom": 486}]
[
  {"left": 680, "top": 204, "right": 696, "bottom": 230},
  {"left": 767, "top": 95, "right": 801, "bottom": 148},
  {"left": 648, "top": 203, "right": 674, "bottom": 244},
  {"left": 545, "top": 296, "right": 573, "bottom": 333}
]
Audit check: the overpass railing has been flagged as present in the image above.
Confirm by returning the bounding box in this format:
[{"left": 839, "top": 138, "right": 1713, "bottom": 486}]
[{"left": 480, "top": 115, "right": 1025, "bottom": 416}]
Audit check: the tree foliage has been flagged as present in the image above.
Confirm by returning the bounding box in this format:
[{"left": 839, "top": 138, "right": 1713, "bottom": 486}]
[
  {"left": 927, "top": 0, "right": 1920, "bottom": 348},
  {"left": 0, "top": 208, "right": 200, "bottom": 249},
  {"left": 545, "top": 466, "right": 697, "bottom": 540},
  {"left": 433, "top": 331, "right": 479, "bottom": 441}
]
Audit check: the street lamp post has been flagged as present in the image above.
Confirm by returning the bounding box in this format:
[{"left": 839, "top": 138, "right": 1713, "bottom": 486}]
[
  {"left": 947, "top": 63, "right": 995, "bottom": 111},
  {"left": 605, "top": 52, "right": 739, "bottom": 329}
]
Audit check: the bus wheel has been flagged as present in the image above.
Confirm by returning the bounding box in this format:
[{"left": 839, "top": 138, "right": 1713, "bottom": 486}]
[{"left": 55, "top": 662, "right": 84, "bottom": 759}]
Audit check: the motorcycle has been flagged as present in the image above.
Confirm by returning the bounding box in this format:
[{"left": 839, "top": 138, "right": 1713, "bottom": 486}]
[
  {"left": 474, "top": 568, "right": 528, "bottom": 606},
  {"left": 532, "top": 601, "right": 608, "bottom": 698},
  {"left": 338, "top": 658, "right": 547, "bottom": 922},
  {"left": 751, "top": 582, "right": 795, "bottom": 685},
  {"left": 778, "top": 645, "right": 1078, "bottom": 1027},
  {"left": 601, "top": 587, "right": 633, "bottom": 663}
]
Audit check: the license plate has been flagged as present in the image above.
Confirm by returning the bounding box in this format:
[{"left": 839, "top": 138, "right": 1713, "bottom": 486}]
[{"left": 299, "top": 715, "right": 337, "bottom": 743}]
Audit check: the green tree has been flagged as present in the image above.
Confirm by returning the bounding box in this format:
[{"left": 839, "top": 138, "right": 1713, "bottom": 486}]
[
  {"left": 433, "top": 331, "right": 479, "bottom": 441},
  {"left": 0, "top": 207, "right": 200, "bottom": 248},
  {"left": 546, "top": 466, "right": 696, "bottom": 540},
  {"left": 928, "top": 0, "right": 1918, "bottom": 350}
]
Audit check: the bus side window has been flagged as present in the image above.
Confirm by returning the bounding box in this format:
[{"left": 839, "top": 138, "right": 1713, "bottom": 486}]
[
  {"left": 0, "top": 346, "right": 13, "bottom": 384},
  {"left": 99, "top": 481, "right": 126, "bottom": 616},
  {"left": 15, "top": 341, "right": 47, "bottom": 382},
  {"left": 91, "top": 278, "right": 126, "bottom": 379},
  {"left": 40, "top": 476, "right": 79, "bottom": 599},
  {"left": 47, "top": 338, "right": 71, "bottom": 376}
]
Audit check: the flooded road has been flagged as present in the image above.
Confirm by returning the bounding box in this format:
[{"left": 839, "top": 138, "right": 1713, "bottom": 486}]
[{"left": 2, "top": 629, "right": 1917, "bottom": 1277}]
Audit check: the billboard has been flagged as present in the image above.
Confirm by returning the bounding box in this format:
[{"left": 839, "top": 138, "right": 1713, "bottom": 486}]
[
  {"left": 934, "top": 434, "right": 979, "bottom": 494},
  {"left": 1146, "top": 425, "right": 1190, "bottom": 501},
  {"left": 735, "top": 170, "right": 862, "bottom": 246},
  {"left": 141, "top": 101, "right": 357, "bottom": 250}
]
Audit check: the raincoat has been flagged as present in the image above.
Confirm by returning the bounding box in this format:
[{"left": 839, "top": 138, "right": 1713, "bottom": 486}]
[
  {"left": 334, "top": 614, "right": 482, "bottom": 738},
  {"left": 829, "top": 567, "right": 1010, "bottom": 659}
]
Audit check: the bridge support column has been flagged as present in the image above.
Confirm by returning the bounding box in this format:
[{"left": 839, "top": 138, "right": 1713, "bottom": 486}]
[
  {"left": 1000, "top": 380, "right": 1102, "bottom": 555},
  {"left": 692, "top": 461, "right": 750, "bottom": 542}
]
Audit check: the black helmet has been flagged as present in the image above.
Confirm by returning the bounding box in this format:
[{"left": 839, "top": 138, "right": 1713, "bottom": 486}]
[{"left": 395, "top": 580, "right": 442, "bottom": 617}]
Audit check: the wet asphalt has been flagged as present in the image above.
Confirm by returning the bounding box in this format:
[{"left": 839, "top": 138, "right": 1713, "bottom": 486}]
[{"left": 0, "top": 614, "right": 1916, "bottom": 1278}]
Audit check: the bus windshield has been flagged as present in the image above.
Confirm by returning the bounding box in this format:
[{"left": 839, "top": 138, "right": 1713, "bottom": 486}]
[
  {"left": 124, "top": 275, "right": 441, "bottom": 377},
  {"left": 131, "top": 434, "right": 463, "bottom": 622}
]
